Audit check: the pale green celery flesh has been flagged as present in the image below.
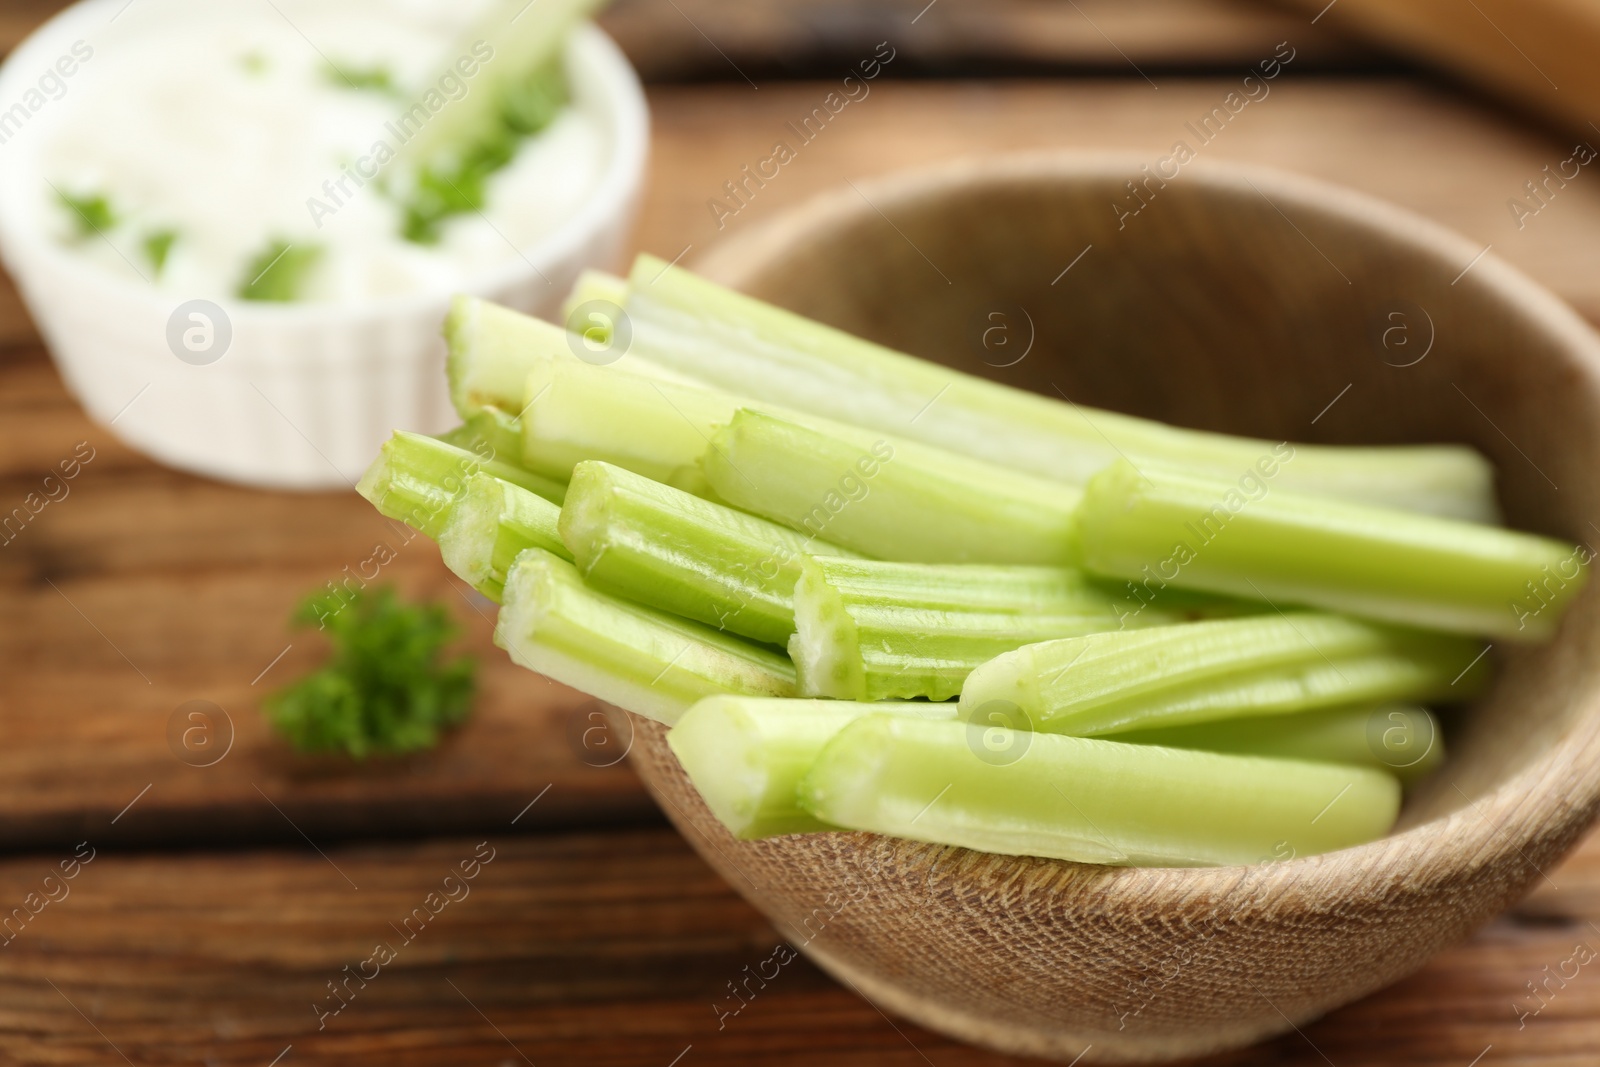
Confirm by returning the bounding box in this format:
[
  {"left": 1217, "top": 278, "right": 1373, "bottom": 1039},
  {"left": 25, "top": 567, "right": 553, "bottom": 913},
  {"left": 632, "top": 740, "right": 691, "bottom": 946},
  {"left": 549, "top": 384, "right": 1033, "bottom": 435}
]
[
  {"left": 356, "top": 430, "right": 557, "bottom": 539},
  {"left": 521, "top": 359, "right": 734, "bottom": 493},
  {"left": 444, "top": 295, "right": 693, "bottom": 418},
  {"left": 445, "top": 296, "right": 576, "bottom": 416},
  {"left": 559, "top": 461, "right": 852, "bottom": 646},
  {"left": 624, "top": 254, "right": 1498, "bottom": 523},
  {"left": 798, "top": 715, "right": 1401, "bottom": 866},
  {"left": 437, "top": 407, "right": 567, "bottom": 505},
  {"left": 561, "top": 269, "right": 629, "bottom": 339},
  {"left": 1114, "top": 703, "right": 1444, "bottom": 783},
  {"left": 493, "top": 548, "right": 795, "bottom": 725},
  {"left": 395, "top": 0, "right": 606, "bottom": 169},
  {"left": 1075, "top": 459, "right": 1585, "bottom": 641},
  {"left": 957, "top": 613, "right": 1487, "bottom": 737},
  {"left": 667, "top": 696, "right": 956, "bottom": 839},
  {"left": 438, "top": 472, "right": 569, "bottom": 602},
  {"left": 704, "top": 409, "right": 1081, "bottom": 565},
  {"left": 789, "top": 556, "right": 1240, "bottom": 701}
]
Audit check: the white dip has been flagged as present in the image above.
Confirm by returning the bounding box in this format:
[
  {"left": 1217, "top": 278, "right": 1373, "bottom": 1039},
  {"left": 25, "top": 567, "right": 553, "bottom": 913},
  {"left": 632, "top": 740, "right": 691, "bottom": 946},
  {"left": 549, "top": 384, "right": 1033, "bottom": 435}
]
[{"left": 8, "top": 0, "right": 608, "bottom": 302}]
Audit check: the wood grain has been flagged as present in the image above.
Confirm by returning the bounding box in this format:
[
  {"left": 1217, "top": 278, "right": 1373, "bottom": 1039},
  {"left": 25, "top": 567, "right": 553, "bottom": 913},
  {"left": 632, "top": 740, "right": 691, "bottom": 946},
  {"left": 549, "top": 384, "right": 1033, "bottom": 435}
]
[
  {"left": 0, "top": 825, "right": 1597, "bottom": 1067},
  {"left": 0, "top": 346, "right": 654, "bottom": 849},
  {"left": 1284, "top": 0, "right": 1600, "bottom": 140},
  {"left": 0, "top": 0, "right": 1370, "bottom": 79}
]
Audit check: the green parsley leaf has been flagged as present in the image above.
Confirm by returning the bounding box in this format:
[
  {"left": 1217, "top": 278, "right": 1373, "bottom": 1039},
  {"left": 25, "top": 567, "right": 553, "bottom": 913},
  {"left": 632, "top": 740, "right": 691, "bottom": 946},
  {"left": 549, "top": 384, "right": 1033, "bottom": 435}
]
[
  {"left": 325, "top": 61, "right": 401, "bottom": 96},
  {"left": 237, "top": 239, "right": 322, "bottom": 302},
  {"left": 143, "top": 229, "right": 178, "bottom": 276},
  {"left": 264, "top": 586, "right": 476, "bottom": 759},
  {"left": 56, "top": 189, "right": 118, "bottom": 239}
]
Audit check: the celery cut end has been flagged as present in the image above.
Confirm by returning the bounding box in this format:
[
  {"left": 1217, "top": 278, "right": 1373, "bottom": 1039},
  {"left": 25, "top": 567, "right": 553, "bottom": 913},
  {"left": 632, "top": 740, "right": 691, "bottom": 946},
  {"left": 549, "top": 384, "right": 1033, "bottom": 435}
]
[{"left": 494, "top": 549, "right": 795, "bottom": 725}]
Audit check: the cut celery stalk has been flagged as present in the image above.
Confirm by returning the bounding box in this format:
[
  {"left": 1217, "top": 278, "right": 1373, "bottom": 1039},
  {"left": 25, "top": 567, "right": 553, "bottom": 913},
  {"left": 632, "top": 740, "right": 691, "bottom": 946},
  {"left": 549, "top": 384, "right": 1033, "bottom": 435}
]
[
  {"left": 798, "top": 714, "right": 1401, "bottom": 866},
  {"left": 562, "top": 269, "right": 629, "bottom": 339},
  {"left": 1114, "top": 703, "right": 1444, "bottom": 783},
  {"left": 438, "top": 472, "right": 570, "bottom": 602},
  {"left": 446, "top": 295, "right": 696, "bottom": 417},
  {"left": 437, "top": 406, "right": 565, "bottom": 503},
  {"left": 623, "top": 255, "right": 1498, "bottom": 523},
  {"left": 356, "top": 430, "right": 561, "bottom": 539},
  {"left": 790, "top": 556, "right": 1240, "bottom": 701},
  {"left": 445, "top": 296, "right": 576, "bottom": 416},
  {"left": 560, "top": 461, "right": 853, "bottom": 646},
  {"left": 703, "top": 409, "right": 1081, "bottom": 565},
  {"left": 521, "top": 359, "right": 734, "bottom": 493},
  {"left": 395, "top": 0, "right": 606, "bottom": 171},
  {"left": 494, "top": 549, "right": 795, "bottom": 724},
  {"left": 1075, "top": 460, "right": 1585, "bottom": 641},
  {"left": 958, "top": 613, "right": 1487, "bottom": 737},
  {"left": 667, "top": 696, "right": 956, "bottom": 839}
]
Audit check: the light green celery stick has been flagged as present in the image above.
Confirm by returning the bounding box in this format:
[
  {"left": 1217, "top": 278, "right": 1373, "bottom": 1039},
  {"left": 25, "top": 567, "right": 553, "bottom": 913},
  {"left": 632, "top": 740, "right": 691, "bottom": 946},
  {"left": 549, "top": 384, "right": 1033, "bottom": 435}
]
[
  {"left": 798, "top": 715, "right": 1401, "bottom": 866},
  {"left": 562, "top": 269, "right": 629, "bottom": 338},
  {"left": 1114, "top": 704, "right": 1444, "bottom": 783},
  {"left": 445, "top": 296, "right": 574, "bottom": 416},
  {"left": 521, "top": 359, "right": 733, "bottom": 492},
  {"left": 445, "top": 295, "right": 694, "bottom": 416},
  {"left": 560, "top": 461, "right": 854, "bottom": 646},
  {"left": 494, "top": 549, "right": 795, "bottom": 724},
  {"left": 624, "top": 255, "right": 1497, "bottom": 523},
  {"left": 394, "top": 0, "right": 607, "bottom": 170},
  {"left": 958, "top": 613, "right": 1487, "bottom": 737},
  {"left": 356, "top": 431, "right": 562, "bottom": 539},
  {"left": 435, "top": 406, "right": 560, "bottom": 497},
  {"left": 790, "top": 556, "right": 1238, "bottom": 701},
  {"left": 438, "top": 472, "right": 570, "bottom": 602},
  {"left": 668, "top": 696, "right": 956, "bottom": 839},
  {"left": 1075, "top": 459, "right": 1585, "bottom": 641},
  {"left": 703, "top": 409, "right": 1081, "bottom": 565}
]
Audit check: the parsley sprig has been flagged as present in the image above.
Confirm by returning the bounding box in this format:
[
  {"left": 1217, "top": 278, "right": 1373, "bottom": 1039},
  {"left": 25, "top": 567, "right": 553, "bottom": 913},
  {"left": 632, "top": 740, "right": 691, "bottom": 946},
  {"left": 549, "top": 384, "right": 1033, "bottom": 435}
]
[{"left": 265, "top": 586, "right": 475, "bottom": 759}]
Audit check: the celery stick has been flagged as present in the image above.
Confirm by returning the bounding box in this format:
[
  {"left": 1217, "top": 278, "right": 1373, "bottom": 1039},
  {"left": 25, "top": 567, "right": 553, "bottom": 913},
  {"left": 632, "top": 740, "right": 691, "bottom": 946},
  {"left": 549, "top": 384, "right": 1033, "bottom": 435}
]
[
  {"left": 446, "top": 295, "right": 694, "bottom": 417},
  {"left": 494, "top": 549, "right": 795, "bottom": 724},
  {"left": 703, "top": 409, "right": 1080, "bottom": 565},
  {"left": 958, "top": 613, "right": 1487, "bottom": 737},
  {"left": 1114, "top": 704, "right": 1444, "bottom": 783},
  {"left": 624, "top": 255, "right": 1497, "bottom": 523},
  {"left": 667, "top": 696, "right": 956, "bottom": 839},
  {"left": 356, "top": 431, "right": 561, "bottom": 539},
  {"left": 437, "top": 406, "right": 530, "bottom": 477},
  {"left": 1075, "top": 460, "right": 1585, "bottom": 641},
  {"left": 521, "top": 359, "right": 734, "bottom": 493},
  {"left": 560, "top": 461, "right": 853, "bottom": 645},
  {"left": 790, "top": 556, "right": 1239, "bottom": 701},
  {"left": 439, "top": 472, "right": 570, "bottom": 602},
  {"left": 798, "top": 714, "right": 1401, "bottom": 866},
  {"left": 394, "top": 0, "right": 606, "bottom": 171},
  {"left": 562, "top": 269, "right": 629, "bottom": 339},
  {"left": 445, "top": 296, "right": 576, "bottom": 416}
]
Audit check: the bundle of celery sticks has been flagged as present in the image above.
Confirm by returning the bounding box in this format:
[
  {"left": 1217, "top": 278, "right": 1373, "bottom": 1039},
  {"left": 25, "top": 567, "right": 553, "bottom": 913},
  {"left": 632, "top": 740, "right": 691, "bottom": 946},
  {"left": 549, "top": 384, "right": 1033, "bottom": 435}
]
[{"left": 358, "top": 254, "right": 1585, "bottom": 868}]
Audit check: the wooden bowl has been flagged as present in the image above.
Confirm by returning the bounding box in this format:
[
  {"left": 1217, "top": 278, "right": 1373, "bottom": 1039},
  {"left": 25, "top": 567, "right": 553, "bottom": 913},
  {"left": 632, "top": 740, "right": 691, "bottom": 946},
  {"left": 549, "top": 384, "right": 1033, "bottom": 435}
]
[{"left": 621, "top": 155, "right": 1600, "bottom": 1062}]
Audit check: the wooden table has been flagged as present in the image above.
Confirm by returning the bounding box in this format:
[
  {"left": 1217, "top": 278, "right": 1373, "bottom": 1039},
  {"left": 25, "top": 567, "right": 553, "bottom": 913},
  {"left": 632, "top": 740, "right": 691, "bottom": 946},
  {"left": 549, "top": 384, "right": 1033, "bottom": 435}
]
[{"left": 5, "top": 1, "right": 1600, "bottom": 1063}]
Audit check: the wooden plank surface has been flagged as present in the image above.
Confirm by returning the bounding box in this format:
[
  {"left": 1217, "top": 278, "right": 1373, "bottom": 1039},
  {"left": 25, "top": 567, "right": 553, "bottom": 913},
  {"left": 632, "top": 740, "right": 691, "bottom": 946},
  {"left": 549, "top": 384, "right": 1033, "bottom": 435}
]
[{"left": 0, "top": 824, "right": 1597, "bottom": 1066}]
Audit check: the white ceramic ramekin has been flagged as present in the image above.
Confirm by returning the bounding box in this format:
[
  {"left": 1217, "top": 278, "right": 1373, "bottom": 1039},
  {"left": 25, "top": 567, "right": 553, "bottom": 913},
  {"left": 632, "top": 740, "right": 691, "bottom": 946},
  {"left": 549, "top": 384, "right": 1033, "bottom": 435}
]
[{"left": 0, "top": 1, "right": 648, "bottom": 489}]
